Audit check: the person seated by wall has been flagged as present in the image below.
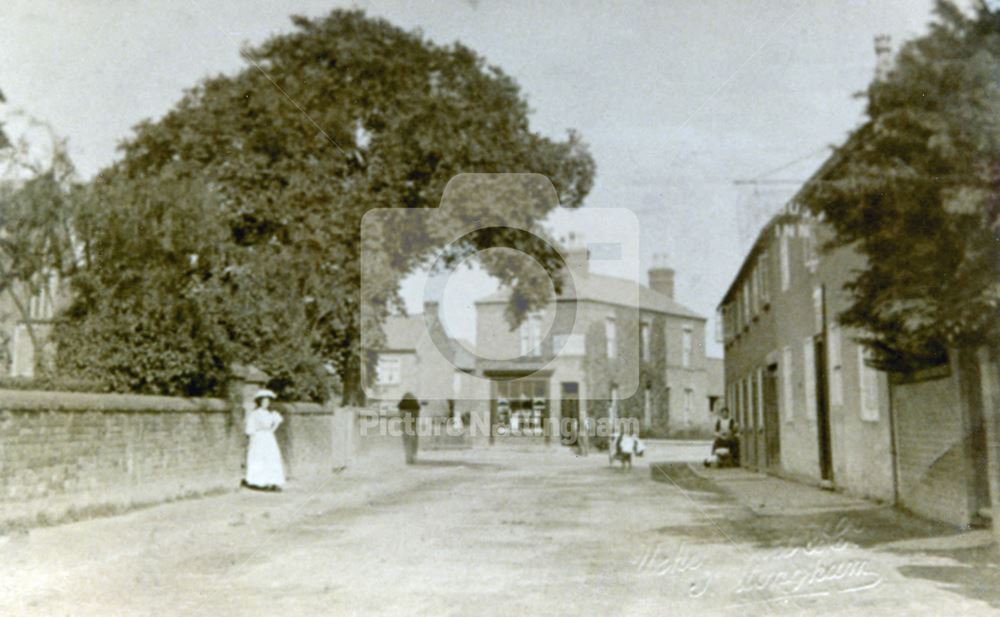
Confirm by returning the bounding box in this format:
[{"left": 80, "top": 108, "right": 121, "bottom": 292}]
[{"left": 706, "top": 407, "right": 739, "bottom": 468}]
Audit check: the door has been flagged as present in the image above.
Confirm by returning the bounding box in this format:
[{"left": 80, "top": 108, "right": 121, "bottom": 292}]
[
  {"left": 560, "top": 382, "right": 580, "bottom": 446},
  {"left": 814, "top": 336, "right": 834, "bottom": 482},
  {"left": 764, "top": 365, "right": 781, "bottom": 469}
]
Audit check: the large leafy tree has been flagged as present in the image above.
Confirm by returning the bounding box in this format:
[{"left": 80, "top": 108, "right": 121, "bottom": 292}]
[
  {"left": 802, "top": 0, "right": 1000, "bottom": 372},
  {"left": 58, "top": 10, "right": 594, "bottom": 401}
]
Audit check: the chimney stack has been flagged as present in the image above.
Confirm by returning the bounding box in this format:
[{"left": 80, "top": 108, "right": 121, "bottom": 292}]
[
  {"left": 561, "top": 232, "right": 589, "bottom": 280},
  {"left": 874, "top": 34, "right": 892, "bottom": 81},
  {"left": 648, "top": 252, "right": 675, "bottom": 299}
]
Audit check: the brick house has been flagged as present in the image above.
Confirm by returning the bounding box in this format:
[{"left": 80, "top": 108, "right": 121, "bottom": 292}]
[
  {"left": 472, "top": 241, "right": 719, "bottom": 442},
  {"left": 720, "top": 176, "right": 991, "bottom": 527}
]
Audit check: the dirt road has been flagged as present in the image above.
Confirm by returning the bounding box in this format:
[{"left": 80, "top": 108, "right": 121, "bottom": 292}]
[{"left": 0, "top": 444, "right": 997, "bottom": 616}]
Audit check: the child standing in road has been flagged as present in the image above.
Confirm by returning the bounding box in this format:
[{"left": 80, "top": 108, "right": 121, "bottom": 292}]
[{"left": 244, "top": 389, "right": 286, "bottom": 491}]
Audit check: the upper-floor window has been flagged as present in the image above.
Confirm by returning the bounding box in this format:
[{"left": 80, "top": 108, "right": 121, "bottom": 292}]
[
  {"left": 682, "top": 325, "right": 693, "bottom": 368},
  {"left": 759, "top": 249, "right": 770, "bottom": 303},
  {"left": 640, "top": 320, "right": 652, "bottom": 362},
  {"left": 803, "top": 225, "right": 818, "bottom": 272},
  {"left": 605, "top": 317, "right": 617, "bottom": 359},
  {"left": 520, "top": 312, "right": 543, "bottom": 357},
  {"left": 375, "top": 356, "right": 401, "bottom": 385},
  {"left": 742, "top": 281, "right": 751, "bottom": 328},
  {"left": 779, "top": 232, "right": 791, "bottom": 291}
]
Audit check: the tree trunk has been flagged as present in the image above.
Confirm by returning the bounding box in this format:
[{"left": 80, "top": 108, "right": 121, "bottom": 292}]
[{"left": 977, "top": 344, "right": 1000, "bottom": 543}]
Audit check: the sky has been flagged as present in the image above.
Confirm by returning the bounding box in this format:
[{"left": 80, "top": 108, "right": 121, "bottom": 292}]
[{"left": 1, "top": 0, "right": 939, "bottom": 355}]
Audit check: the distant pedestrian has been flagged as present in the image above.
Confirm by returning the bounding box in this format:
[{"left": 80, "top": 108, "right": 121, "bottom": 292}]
[
  {"left": 399, "top": 392, "right": 420, "bottom": 465},
  {"left": 244, "top": 389, "right": 285, "bottom": 491},
  {"left": 616, "top": 424, "right": 640, "bottom": 472}
]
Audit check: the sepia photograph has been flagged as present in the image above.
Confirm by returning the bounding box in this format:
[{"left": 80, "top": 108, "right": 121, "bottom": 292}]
[{"left": 1, "top": 0, "right": 999, "bottom": 615}]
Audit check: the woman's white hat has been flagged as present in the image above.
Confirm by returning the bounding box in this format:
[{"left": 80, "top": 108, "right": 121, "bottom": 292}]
[{"left": 253, "top": 388, "right": 277, "bottom": 401}]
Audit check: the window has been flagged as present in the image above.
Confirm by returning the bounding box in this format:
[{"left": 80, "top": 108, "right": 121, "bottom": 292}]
[
  {"left": 742, "top": 377, "right": 751, "bottom": 430},
  {"left": 742, "top": 282, "right": 751, "bottom": 327},
  {"left": 605, "top": 317, "right": 617, "bottom": 359},
  {"left": 682, "top": 326, "right": 693, "bottom": 368},
  {"left": 520, "top": 312, "right": 543, "bottom": 357},
  {"left": 609, "top": 384, "right": 619, "bottom": 424},
  {"left": 641, "top": 320, "right": 652, "bottom": 362},
  {"left": 828, "top": 323, "right": 843, "bottom": 407},
  {"left": 859, "top": 347, "right": 880, "bottom": 421},
  {"left": 759, "top": 250, "right": 770, "bottom": 303},
  {"left": 751, "top": 267, "right": 759, "bottom": 316},
  {"left": 684, "top": 388, "right": 693, "bottom": 419},
  {"left": 803, "top": 338, "right": 817, "bottom": 422},
  {"left": 756, "top": 368, "right": 765, "bottom": 431},
  {"left": 812, "top": 286, "right": 824, "bottom": 335},
  {"left": 782, "top": 346, "right": 794, "bottom": 423},
  {"left": 803, "top": 225, "right": 818, "bottom": 271},
  {"left": 779, "top": 232, "right": 790, "bottom": 291},
  {"left": 375, "top": 356, "right": 401, "bottom": 385},
  {"left": 644, "top": 385, "right": 653, "bottom": 428}
]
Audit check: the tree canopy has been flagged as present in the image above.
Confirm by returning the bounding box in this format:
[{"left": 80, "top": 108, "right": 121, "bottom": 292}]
[
  {"left": 56, "top": 10, "right": 595, "bottom": 401},
  {"left": 802, "top": 0, "right": 1000, "bottom": 372}
]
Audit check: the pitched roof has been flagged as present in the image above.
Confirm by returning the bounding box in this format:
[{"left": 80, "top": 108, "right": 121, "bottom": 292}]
[
  {"left": 719, "top": 127, "right": 867, "bottom": 308},
  {"left": 381, "top": 315, "right": 424, "bottom": 351},
  {"left": 475, "top": 271, "right": 704, "bottom": 320},
  {"left": 381, "top": 316, "right": 479, "bottom": 369}
]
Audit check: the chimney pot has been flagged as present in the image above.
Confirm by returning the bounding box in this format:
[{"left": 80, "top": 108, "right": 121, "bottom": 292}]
[{"left": 648, "top": 265, "right": 675, "bottom": 299}]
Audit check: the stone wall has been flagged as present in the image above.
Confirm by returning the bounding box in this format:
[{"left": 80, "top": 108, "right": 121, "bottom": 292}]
[{"left": 0, "top": 389, "right": 349, "bottom": 529}]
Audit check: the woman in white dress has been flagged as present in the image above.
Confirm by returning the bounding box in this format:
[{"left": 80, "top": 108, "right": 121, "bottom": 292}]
[{"left": 244, "top": 389, "right": 286, "bottom": 491}]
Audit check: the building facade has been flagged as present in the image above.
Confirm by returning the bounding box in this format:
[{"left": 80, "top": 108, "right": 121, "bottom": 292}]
[
  {"left": 0, "top": 272, "right": 63, "bottom": 378},
  {"left": 473, "top": 243, "right": 718, "bottom": 443},
  {"left": 721, "top": 204, "right": 992, "bottom": 527},
  {"left": 719, "top": 210, "right": 895, "bottom": 501}
]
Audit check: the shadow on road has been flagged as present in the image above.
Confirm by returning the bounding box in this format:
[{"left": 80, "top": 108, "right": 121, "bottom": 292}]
[{"left": 411, "top": 459, "right": 504, "bottom": 471}]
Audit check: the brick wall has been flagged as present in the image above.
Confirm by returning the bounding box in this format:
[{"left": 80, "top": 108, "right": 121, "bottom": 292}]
[
  {"left": 0, "top": 389, "right": 349, "bottom": 529},
  {"left": 0, "top": 389, "right": 241, "bottom": 528},
  {"left": 892, "top": 366, "right": 981, "bottom": 527}
]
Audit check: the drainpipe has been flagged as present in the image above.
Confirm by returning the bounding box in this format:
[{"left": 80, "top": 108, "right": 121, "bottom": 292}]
[{"left": 887, "top": 373, "right": 900, "bottom": 507}]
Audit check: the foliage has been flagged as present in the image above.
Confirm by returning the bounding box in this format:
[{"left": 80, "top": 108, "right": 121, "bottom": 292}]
[
  {"left": 60, "top": 10, "right": 594, "bottom": 401},
  {"left": 801, "top": 0, "right": 1000, "bottom": 372}
]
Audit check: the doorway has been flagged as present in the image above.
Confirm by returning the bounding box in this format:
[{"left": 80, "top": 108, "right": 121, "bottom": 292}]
[
  {"left": 560, "top": 382, "right": 580, "bottom": 446},
  {"left": 814, "top": 336, "right": 834, "bottom": 482},
  {"left": 764, "top": 364, "right": 781, "bottom": 469}
]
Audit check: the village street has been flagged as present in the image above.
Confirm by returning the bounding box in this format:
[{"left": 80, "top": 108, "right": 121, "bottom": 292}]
[{"left": 0, "top": 443, "right": 998, "bottom": 617}]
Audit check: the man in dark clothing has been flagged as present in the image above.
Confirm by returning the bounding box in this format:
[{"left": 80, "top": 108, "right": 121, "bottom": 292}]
[{"left": 398, "top": 392, "right": 420, "bottom": 464}]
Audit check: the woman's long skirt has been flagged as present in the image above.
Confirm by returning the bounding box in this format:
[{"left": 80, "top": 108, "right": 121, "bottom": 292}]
[{"left": 246, "top": 431, "right": 286, "bottom": 487}]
